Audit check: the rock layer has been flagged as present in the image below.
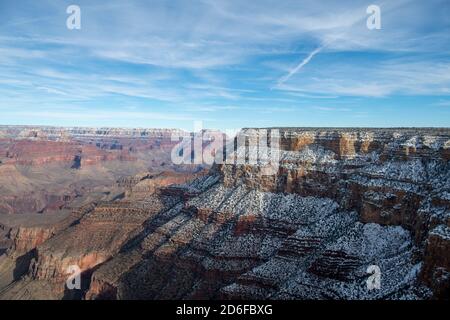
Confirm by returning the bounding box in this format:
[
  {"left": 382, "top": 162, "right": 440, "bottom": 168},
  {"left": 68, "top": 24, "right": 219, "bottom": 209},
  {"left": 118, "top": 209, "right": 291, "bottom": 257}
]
[
  {"left": 0, "top": 126, "right": 189, "bottom": 214},
  {"left": 0, "top": 128, "right": 449, "bottom": 300}
]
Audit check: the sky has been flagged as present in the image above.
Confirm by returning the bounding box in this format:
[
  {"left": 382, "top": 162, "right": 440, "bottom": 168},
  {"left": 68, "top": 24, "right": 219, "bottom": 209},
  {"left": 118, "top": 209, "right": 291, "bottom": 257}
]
[{"left": 0, "top": 0, "right": 449, "bottom": 131}]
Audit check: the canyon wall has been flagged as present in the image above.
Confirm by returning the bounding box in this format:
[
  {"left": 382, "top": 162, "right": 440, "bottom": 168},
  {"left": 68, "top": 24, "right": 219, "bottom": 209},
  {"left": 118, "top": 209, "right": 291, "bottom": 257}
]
[
  {"left": 0, "top": 128, "right": 448, "bottom": 300},
  {"left": 0, "top": 126, "right": 190, "bottom": 215}
]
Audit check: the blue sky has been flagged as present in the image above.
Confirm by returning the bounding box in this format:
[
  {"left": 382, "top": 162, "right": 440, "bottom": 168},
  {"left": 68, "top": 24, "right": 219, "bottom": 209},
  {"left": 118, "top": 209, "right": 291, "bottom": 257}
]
[{"left": 0, "top": 0, "right": 449, "bottom": 130}]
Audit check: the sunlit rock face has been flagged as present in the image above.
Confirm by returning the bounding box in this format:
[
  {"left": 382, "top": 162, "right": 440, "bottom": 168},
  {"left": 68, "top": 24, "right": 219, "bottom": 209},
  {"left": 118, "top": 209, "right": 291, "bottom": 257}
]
[{"left": 0, "top": 128, "right": 449, "bottom": 300}]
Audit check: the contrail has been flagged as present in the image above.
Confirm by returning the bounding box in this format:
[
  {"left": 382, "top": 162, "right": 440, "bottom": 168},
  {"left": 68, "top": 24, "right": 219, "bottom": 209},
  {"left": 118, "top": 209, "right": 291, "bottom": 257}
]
[{"left": 276, "top": 46, "right": 323, "bottom": 86}]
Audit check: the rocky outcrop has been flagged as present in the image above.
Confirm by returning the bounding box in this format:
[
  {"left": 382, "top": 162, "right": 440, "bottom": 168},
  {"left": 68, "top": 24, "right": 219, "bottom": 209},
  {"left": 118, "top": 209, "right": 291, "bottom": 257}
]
[
  {"left": 0, "top": 170, "right": 200, "bottom": 299},
  {"left": 120, "top": 171, "right": 207, "bottom": 200},
  {"left": 9, "top": 227, "right": 56, "bottom": 254},
  {"left": 80, "top": 180, "right": 425, "bottom": 300},
  {"left": 0, "top": 208, "right": 90, "bottom": 296},
  {"left": 421, "top": 225, "right": 450, "bottom": 298},
  {"left": 216, "top": 128, "right": 449, "bottom": 298}
]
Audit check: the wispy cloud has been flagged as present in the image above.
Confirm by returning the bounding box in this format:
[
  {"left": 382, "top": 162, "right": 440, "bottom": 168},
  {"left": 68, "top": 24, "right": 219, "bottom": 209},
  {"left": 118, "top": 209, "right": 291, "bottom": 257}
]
[
  {"left": 0, "top": 0, "right": 449, "bottom": 128},
  {"left": 276, "top": 59, "right": 450, "bottom": 97}
]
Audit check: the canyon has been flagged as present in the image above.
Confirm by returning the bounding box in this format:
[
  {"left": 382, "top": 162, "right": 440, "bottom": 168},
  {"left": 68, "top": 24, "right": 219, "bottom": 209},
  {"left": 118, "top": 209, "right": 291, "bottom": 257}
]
[{"left": 0, "top": 126, "right": 449, "bottom": 300}]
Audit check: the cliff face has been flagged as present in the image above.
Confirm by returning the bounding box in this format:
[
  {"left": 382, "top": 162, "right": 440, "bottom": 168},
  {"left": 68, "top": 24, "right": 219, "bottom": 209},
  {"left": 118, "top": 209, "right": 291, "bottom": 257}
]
[
  {"left": 0, "top": 126, "right": 186, "bottom": 215},
  {"left": 0, "top": 128, "right": 449, "bottom": 300},
  {"left": 214, "top": 128, "right": 449, "bottom": 298},
  {"left": 0, "top": 171, "right": 200, "bottom": 299},
  {"left": 86, "top": 128, "right": 449, "bottom": 300},
  {"left": 0, "top": 127, "right": 189, "bottom": 167}
]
